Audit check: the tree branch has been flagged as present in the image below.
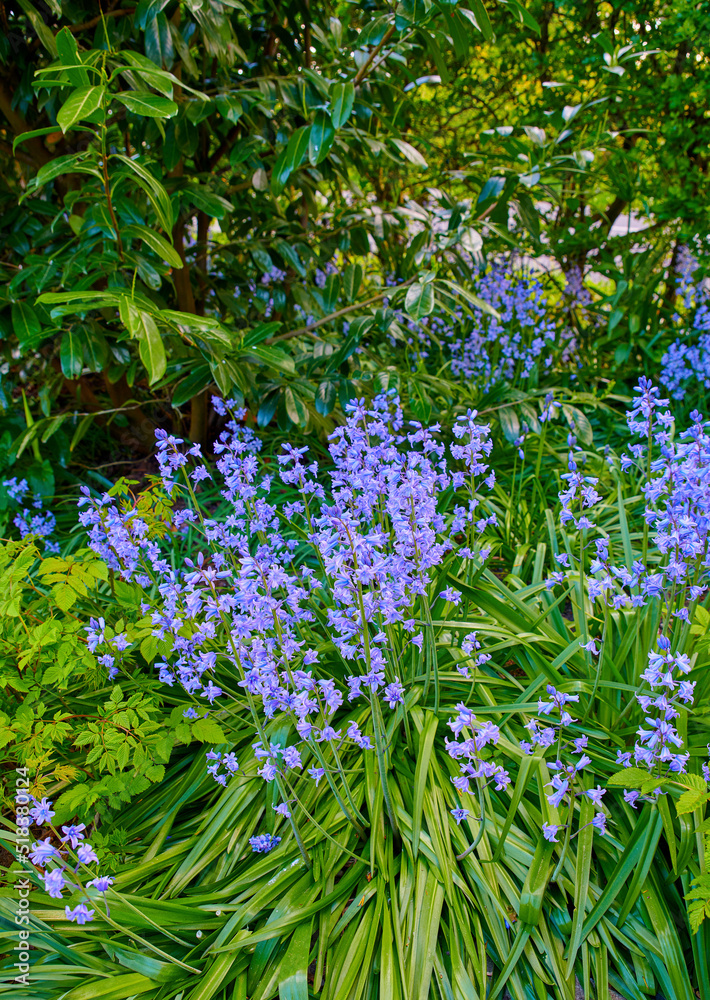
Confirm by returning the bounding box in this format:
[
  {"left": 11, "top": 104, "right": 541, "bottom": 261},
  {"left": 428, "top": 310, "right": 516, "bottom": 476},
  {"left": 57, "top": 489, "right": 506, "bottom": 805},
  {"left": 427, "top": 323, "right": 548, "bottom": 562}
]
[
  {"left": 268, "top": 277, "right": 416, "bottom": 344},
  {"left": 0, "top": 80, "right": 51, "bottom": 166},
  {"left": 354, "top": 26, "right": 396, "bottom": 86},
  {"left": 69, "top": 8, "right": 132, "bottom": 34}
]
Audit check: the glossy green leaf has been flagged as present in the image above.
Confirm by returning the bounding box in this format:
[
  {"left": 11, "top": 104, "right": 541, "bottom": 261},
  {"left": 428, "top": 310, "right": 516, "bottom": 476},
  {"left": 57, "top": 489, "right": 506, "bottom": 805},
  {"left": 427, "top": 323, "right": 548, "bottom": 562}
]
[
  {"left": 56, "top": 27, "right": 90, "bottom": 86},
  {"left": 330, "top": 82, "right": 355, "bottom": 129},
  {"left": 60, "top": 329, "right": 83, "bottom": 378},
  {"left": 115, "top": 91, "right": 178, "bottom": 119},
  {"left": 112, "top": 154, "right": 174, "bottom": 231},
  {"left": 145, "top": 11, "right": 174, "bottom": 68},
  {"left": 308, "top": 112, "right": 335, "bottom": 166},
  {"left": 11, "top": 301, "right": 41, "bottom": 347},
  {"left": 343, "top": 263, "right": 363, "bottom": 302},
  {"left": 390, "top": 138, "right": 428, "bottom": 168},
  {"left": 278, "top": 922, "right": 312, "bottom": 1000},
  {"left": 405, "top": 282, "right": 435, "bottom": 319},
  {"left": 57, "top": 86, "right": 104, "bottom": 133},
  {"left": 119, "top": 299, "right": 166, "bottom": 384},
  {"left": 123, "top": 224, "right": 183, "bottom": 268}
]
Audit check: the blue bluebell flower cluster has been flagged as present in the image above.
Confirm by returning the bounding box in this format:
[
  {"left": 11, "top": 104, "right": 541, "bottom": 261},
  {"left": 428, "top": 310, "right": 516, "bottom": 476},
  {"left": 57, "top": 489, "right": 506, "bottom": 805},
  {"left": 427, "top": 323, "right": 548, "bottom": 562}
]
[
  {"left": 547, "top": 376, "right": 708, "bottom": 790},
  {"left": 76, "top": 391, "right": 500, "bottom": 851},
  {"left": 25, "top": 796, "right": 112, "bottom": 924},
  {"left": 2, "top": 477, "right": 58, "bottom": 553},
  {"left": 660, "top": 248, "right": 710, "bottom": 401},
  {"left": 447, "top": 264, "right": 559, "bottom": 389}
]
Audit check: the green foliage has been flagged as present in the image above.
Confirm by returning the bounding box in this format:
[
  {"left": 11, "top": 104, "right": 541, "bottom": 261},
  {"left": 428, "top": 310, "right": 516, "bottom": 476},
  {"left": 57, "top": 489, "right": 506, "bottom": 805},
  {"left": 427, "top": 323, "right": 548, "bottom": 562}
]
[
  {"left": 0, "top": 0, "right": 524, "bottom": 451},
  {"left": 2, "top": 402, "right": 708, "bottom": 999},
  {"left": 0, "top": 538, "right": 182, "bottom": 818},
  {"left": 2, "top": 3, "right": 710, "bottom": 998}
]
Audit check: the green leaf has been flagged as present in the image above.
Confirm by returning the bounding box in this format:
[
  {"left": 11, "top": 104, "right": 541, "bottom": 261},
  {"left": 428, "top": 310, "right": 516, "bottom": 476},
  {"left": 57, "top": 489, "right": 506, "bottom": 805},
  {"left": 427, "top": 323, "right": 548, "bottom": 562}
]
[
  {"left": 284, "top": 387, "right": 308, "bottom": 426},
  {"left": 315, "top": 380, "right": 337, "bottom": 416},
  {"left": 145, "top": 11, "right": 174, "bottom": 69},
  {"left": 192, "top": 718, "right": 227, "bottom": 743},
  {"left": 11, "top": 301, "right": 41, "bottom": 347},
  {"left": 330, "top": 82, "right": 355, "bottom": 129},
  {"left": 469, "top": 0, "right": 495, "bottom": 41},
  {"left": 676, "top": 789, "right": 710, "bottom": 816},
  {"left": 56, "top": 27, "right": 90, "bottom": 87},
  {"left": 244, "top": 345, "right": 295, "bottom": 375},
  {"left": 580, "top": 807, "right": 663, "bottom": 939},
  {"left": 405, "top": 282, "right": 435, "bottom": 320},
  {"left": 185, "top": 186, "right": 234, "bottom": 219},
  {"left": 272, "top": 126, "right": 311, "bottom": 194},
  {"left": 115, "top": 92, "right": 178, "bottom": 119},
  {"left": 278, "top": 922, "right": 312, "bottom": 1000},
  {"left": 123, "top": 223, "right": 183, "bottom": 268},
  {"left": 390, "top": 138, "right": 427, "bottom": 168},
  {"left": 112, "top": 154, "right": 174, "bottom": 232},
  {"left": 343, "top": 263, "right": 363, "bottom": 302},
  {"left": 565, "top": 794, "right": 594, "bottom": 975},
  {"left": 505, "top": 0, "right": 540, "bottom": 35},
  {"left": 53, "top": 582, "right": 78, "bottom": 611},
  {"left": 56, "top": 86, "right": 104, "bottom": 133},
  {"left": 31, "top": 153, "right": 101, "bottom": 190},
  {"left": 119, "top": 299, "right": 166, "bottom": 384},
  {"left": 60, "top": 329, "right": 83, "bottom": 378},
  {"left": 607, "top": 767, "right": 650, "bottom": 789},
  {"left": 134, "top": 0, "right": 169, "bottom": 30},
  {"left": 15, "top": 0, "right": 57, "bottom": 56},
  {"left": 412, "top": 713, "right": 438, "bottom": 859},
  {"left": 308, "top": 112, "right": 335, "bottom": 166},
  {"left": 518, "top": 837, "right": 554, "bottom": 926}
]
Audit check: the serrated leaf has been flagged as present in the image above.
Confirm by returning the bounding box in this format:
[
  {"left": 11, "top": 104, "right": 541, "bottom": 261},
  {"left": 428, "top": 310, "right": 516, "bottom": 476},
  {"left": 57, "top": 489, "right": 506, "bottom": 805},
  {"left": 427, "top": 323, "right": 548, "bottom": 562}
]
[
  {"left": 676, "top": 789, "right": 709, "bottom": 816},
  {"left": 192, "top": 718, "right": 227, "bottom": 743},
  {"left": 53, "top": 583, "right": 78, "bottom": 611},
  {"left": 606, "top": 767, "right": 650, "bottom": 788}
]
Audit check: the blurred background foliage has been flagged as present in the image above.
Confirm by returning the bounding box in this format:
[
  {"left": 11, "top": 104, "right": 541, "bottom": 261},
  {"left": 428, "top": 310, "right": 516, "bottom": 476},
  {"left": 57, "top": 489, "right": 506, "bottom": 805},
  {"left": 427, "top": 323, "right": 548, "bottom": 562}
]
[{"left": 0, "top": 0, "right": 708, "bottom": 497}]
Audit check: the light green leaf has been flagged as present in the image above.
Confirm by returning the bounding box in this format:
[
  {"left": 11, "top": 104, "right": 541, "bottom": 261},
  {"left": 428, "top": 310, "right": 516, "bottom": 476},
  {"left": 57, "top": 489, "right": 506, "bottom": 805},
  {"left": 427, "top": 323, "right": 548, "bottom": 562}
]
[
  {"left": 56, "top": 27, "right": 90, "bottom": 86},
  {"left": 606, "top": 767, "right": 651, "bottom": 789},
  {"left": 119, "top": 299, "right": 166, "bottom": 384},
  {"left": 123, "top": 223, "right": 182, "bottom": 268},
  {"left": 115, "top": 92, "right": 178, "bottom": 119},
  {"left": 192, "top": 718, "right": 227, "bottom": 743},
  {"left": 405, "top": 282, "right": 435, "bottom": 320},
  {"left": 57, "top": 86, "right": 104, "bottom": 133},
  {"left": 278, "top": 922, "right": 312, "bottom": 1000},
  {"left": 391, "top": 138, "right": 427, "bottom": 168}
]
